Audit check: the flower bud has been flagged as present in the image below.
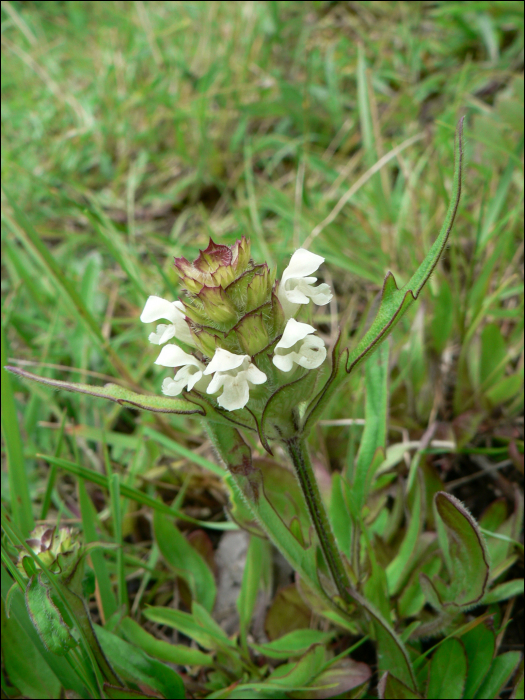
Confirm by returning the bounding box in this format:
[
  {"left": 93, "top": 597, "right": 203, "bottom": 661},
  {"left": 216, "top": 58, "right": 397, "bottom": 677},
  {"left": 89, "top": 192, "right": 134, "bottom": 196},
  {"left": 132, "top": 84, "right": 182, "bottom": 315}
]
[
  {"left": 17, "top": 526, "right": 82, "bottom": 578},
  {"left": 174, "top": 238, "right": 283, "bottom": 356}
]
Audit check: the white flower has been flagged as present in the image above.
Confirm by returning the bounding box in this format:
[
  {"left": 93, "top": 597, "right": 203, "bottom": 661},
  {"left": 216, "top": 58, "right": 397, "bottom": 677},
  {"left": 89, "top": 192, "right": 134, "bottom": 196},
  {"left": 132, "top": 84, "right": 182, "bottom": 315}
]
[
  {"left": 204, "top": 348, "right": 267, "bottom": 411},
  {"left": 140, "top": 296, "right": 195, "bottom": 347},
  {"left": 277, "top": 248, "right": 333, "bottom": 319},
  {"left": 154, "top": 345, "right": 206, "bottom": 396},
  {"left": 273, "top": 318, "right": 327, "bottom": 372}
]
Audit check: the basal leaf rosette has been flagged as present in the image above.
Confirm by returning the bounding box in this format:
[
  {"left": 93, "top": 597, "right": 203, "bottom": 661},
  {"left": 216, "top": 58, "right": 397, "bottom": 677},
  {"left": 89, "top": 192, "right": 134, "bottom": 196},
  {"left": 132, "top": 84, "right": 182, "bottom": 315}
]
[{"left": 141, "top": 238, "right": 333, "bottom": 424}]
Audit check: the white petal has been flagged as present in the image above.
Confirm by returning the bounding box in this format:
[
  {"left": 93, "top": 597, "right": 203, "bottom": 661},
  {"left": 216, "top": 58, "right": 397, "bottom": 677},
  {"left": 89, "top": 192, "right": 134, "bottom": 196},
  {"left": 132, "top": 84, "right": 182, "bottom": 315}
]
[
  {"left": 294, "top": 335, "right": 326, "bottom": 369},
  {"left": 204, "top": 348, "right": 248, "bottom": 375},
  {"left": 206, "top": 372, "right": 226, "bottom": 395},
  {"left": 161, "top": 376, "right": 186, "bottom": 396},
  {"left": 148, "top": 330, "right": 163, "bottom": 345},
  {"left": 307, "top": 282, "right": 332, "bottom": 306},
  {"left": 156, "top": 324, "right": 177, "bottom": 344},
  {"left": 141, "top": 296, "right": 195, "bottom": 346},
  {"left": 276, "top": 289, "right": 300, "bottom": 320},
  {"left": 281, "top": 249, "right": 325, "bottom": 284},
  {"left": 282, "top": 285, "right": 311, "bottom": 305},
  {"left": 174, "top": 365, "right": 203, "bottom": 391},
  {"left": 272, "top": 352, "right": 295, "bottom": 372},
  {"left": 155, "top": 345, "right": 203, "bottom": 369},
  {"left": 141, "top": 296, "right": 181, "bottom": 324},
  {"left": 217, "top": 376, "right": 250, "bottom": 411},
  {"left": 244, "top": 365, "right": 267, "bottom": 385},
  {"left": 276, "top": 318, "right": 315, "bottom": 350}
]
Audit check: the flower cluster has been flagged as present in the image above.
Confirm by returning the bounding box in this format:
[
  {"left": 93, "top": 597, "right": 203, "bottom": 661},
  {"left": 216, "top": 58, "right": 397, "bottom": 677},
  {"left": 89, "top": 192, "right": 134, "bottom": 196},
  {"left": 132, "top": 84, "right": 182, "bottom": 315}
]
[{"left": 141, "top": 238, "right": 332, "bottom": 411}]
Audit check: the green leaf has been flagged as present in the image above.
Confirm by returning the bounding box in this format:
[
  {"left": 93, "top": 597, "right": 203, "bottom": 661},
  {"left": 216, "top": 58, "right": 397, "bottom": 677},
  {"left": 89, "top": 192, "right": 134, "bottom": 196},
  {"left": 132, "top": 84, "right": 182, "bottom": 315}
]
[
  {"left": 5, "top": 365, "right": 204, "bottom": 415},
  {"left": 38, "top": 452, "right": 235, "bottom": 530},
  {"left": 386, "top": 480, "right": 423, "bottom": 596},
  {"left": 1, "top": 597, "right": 62, "bottom": 699},
  {"left": 1, "top": 566, "right": 88, "bottom": 697},
  {"left": 293, "top": 657, "right": 372, "bottom": 699},
  {"left": 25, "top": 574, "right": 77, "bottom": 655},
  {"left": 352, "top": 341, "right": 389, "bottom": 510},
  {"left": 252, "top": 630, "right": 334, "bottom": 660},
  {"left": 378, "top": 672, "right": 422, "bottom": 699},
  {"left": 427, "top": 638, "right": 468, "bottom": 699},
  {"left": 474, "top": 652, "right": 522, "bottom": 700},
  {"left": 205, "top": 423, "right": 322, "bottom": 601},
  {"left": 350, "top": 588, "right": 417, "bottom": 691},
  {"left": 266, "top": 644, "right": 326, "bottom": 689},
  {"left": 142, "top": 426, "right": 226, "bottom": 477},
  {"left": 2, "top": 187, "right": 134, "bottom": 383},
  {"left": 481, "top": 579, "right": 524, "bottom": 604},
  {"left": 342, "top": 119, "right": 464, "bottom": 377},
  {"left": 143, "top": 606, "right": 234, "bottom": 652},
  {"left": 462, "top": 621, "right": 496, "bottom": 699},
  {"left": 2, "top": 326, "right": 35, "bottom": 536},
  {"left": 304, "top": 119, "right": 464, "bottom": 432},
  {"left": 95, "top": 623, "right": 185, "bottom": 700},
  {"left": 510, "top": 660, "right": 524, "bottom": 700},
  {"left": 480, "top": 323, "right": 507, "bottom": 388},
  {"left": 153, "top": 510, "right": 216, "bottom": 612},
  {"left": 237, "top": 535, "right": 271, "bottom": 642},
  {"left": 425, "top": 492, "right": 490, "bottom": 610},
  {"left": 103, "top": 683, "right": 158, "bottom": 699},
  {"left": 119, "top": 616, "right": 213, "bottom": 667}
]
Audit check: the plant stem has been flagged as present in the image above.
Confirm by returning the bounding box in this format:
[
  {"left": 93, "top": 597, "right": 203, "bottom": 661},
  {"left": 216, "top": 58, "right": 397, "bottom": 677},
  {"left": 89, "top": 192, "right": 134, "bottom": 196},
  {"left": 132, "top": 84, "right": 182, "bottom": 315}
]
[{"left": 284, "top": 436, "right": 353, "bottom": 607}]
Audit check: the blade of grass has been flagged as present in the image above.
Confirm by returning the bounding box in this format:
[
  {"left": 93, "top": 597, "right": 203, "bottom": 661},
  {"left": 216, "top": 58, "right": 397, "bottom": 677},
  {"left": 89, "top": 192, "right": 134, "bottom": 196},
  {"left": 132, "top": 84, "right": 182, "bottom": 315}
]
[
  {"left": 1, "top": 322, "right": 34, "bottom": 536},
  {"left": 108, "top": 470, "right": 128, "bottom": 613},
  {"left": 40, "top": 410, "right": 67, "bottom": 520},
  {"left": 37, "top": 452, "right": 236, "bottom": 531},
  {"left": 2, "top": 187, "right": 136, "bottom": 386},
  {"left": 77, "top": 478, "right": 118, "bottom": 622}
]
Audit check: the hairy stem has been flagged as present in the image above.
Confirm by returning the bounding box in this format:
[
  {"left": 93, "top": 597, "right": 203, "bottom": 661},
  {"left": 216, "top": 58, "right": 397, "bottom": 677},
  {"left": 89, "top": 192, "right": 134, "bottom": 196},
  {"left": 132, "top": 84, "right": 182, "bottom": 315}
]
[{"left": 284, "top": 436, "right": 353, "bottom": 607}]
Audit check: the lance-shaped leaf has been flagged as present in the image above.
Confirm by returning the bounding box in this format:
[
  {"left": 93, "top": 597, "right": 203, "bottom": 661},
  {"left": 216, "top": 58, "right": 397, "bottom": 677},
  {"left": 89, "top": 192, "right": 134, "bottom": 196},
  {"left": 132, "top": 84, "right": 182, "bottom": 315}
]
[
  {"left": 420, "top": 492, "right": 490, "bottom": 611},
  {"left": 343, "top": 118, "right": 464, "bottom": 376},
  {"left": 378, "top": 672, "right": 422, "bottom": 699},
  {"left": 5, "top": 366, "right": 204, "bottom": 416},
  {"left": 427, "top": 637, "right": 468, "bottom": 699},
  {"left": 304, "top": 119, "right": 464, "bottom": 432}
]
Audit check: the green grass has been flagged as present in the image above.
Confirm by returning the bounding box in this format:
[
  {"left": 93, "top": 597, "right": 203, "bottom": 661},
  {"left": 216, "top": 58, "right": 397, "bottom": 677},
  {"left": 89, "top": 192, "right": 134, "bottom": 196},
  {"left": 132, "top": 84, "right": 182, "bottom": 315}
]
[{"left": 1, "top": 1, "right": 523, "bottom": 698}]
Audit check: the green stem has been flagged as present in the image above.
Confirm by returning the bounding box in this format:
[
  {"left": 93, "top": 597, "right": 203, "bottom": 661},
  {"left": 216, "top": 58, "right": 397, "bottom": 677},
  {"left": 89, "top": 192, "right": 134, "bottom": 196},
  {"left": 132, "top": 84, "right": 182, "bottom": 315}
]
[{"left": 283, "top": 437, "right": 353, "bottom": 607}]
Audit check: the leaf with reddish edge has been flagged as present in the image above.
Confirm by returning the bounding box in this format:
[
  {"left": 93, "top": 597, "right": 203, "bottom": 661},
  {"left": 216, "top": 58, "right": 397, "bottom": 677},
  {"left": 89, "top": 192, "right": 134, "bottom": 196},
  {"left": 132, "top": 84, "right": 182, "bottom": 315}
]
[
  {"left": 378, "top": 672, "right": 423, "bottom": 699},
  {"left": 5, "top": 366, "right": 204, "bottom": 415},
  {"left": 439, "top": 492, "right": 489, "bottom": 608},
  {"left": 303, "top": 118, "right": 464, "bottom": 435},
  {"left": 293, "top": 658, "right": 372, "bottom": 699}
]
